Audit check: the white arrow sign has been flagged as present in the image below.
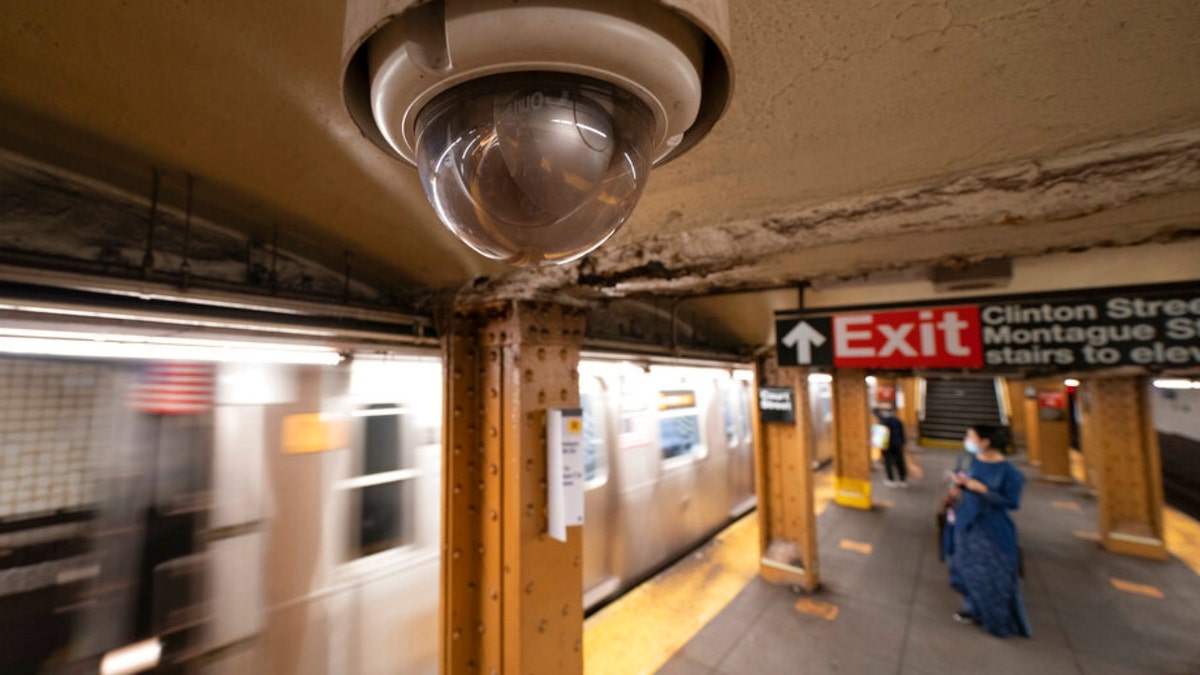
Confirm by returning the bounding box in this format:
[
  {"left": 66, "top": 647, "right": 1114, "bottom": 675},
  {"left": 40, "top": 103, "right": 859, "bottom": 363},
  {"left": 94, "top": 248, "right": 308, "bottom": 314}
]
[{"left": 781, "top": 321, "right": 827, "bottom": 365}]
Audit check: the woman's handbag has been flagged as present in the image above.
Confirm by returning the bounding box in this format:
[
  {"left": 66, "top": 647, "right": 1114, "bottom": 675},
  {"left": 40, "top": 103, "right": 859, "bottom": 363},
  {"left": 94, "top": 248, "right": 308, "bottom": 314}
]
[{"left": 935, "top": 493, "right": 957, "bottom": 561}]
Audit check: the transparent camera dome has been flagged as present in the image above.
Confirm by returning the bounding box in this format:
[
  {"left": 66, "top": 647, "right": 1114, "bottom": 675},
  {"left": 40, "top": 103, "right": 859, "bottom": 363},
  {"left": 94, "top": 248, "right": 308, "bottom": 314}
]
[{"left": 415, "top": 73, "right": 656, "bottom": 267}]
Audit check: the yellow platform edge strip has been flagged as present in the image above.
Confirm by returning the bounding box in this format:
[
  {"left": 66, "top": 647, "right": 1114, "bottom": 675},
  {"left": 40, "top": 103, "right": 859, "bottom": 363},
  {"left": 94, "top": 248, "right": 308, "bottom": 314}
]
[
  {"left": 1165, "top": 506, "right": 1200, "bottom": 578},
  {"left": 582, "top": 513, "right": 761, "bottom": 675},
  {"left": 584, "top": 469, "right": 837, "bottom": 675}
]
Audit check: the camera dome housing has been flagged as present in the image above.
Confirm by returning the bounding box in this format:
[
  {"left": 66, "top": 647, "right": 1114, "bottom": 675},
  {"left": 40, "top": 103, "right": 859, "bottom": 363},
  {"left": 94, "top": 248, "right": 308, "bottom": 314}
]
[
  {"left": 340, "top": 0, "right": 733, "bottom": 267},
  {"left": 416, "top": 73, "right": 655, "bottom": 265}
]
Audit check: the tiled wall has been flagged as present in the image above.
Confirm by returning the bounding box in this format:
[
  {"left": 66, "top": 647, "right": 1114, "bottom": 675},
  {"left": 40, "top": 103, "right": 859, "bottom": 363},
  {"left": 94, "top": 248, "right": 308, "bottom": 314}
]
[{"left": 0, "top": 358, "right": 117, "bottom": 519}]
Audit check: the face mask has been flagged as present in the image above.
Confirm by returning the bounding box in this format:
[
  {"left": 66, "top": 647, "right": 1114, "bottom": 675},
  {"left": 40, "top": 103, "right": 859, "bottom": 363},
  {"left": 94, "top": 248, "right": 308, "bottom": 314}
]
[{"left": 964, "top": 439, "right": 982, "bottom": 455}]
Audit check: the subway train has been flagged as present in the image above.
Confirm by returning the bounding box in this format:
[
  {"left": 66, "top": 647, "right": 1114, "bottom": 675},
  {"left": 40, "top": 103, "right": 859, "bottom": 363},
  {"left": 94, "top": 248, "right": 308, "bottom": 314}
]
[
  {"left": 0, "top": 346, "right": 838, "bottom": 674},
  {"left": 6, "top": 337, "right": 1199, "bottom": 674},
  {"left": 577, "top": 359, "right": 757, "bottom": 608}
]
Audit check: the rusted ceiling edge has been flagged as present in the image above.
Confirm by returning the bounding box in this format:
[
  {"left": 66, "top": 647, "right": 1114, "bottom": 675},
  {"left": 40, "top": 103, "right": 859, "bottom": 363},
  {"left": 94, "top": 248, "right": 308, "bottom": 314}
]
[
  {"left": 465, "top": 127, "right": 1200, "bottom": 300},
  {"left": 601, "top": 224, "right": 1200, "bottom": 296}
]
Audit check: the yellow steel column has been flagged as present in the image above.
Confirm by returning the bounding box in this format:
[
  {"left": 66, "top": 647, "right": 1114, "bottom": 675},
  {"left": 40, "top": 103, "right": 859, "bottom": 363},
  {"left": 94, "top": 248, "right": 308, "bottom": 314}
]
[
  {"left": 753, "top": 362, "right": 819, "bottom": 591},
  {"left": 897, "top": 377, "right": 921, "bottom": 449},
  {"left": 1020, "top": 383, "right": 1042, "bottom": 467},
  {"left": 1003, "top": 379, "right": 1027, "bottom": 453},
  {"left": 1075, "top": 385, "right": 1099, "bottom": 490},
  {"left": 1031, "top": 380, "right": 1072, "bottom": 482},
  {"left": 441, "top": 301, "right": 586, "bottom": 675},
  {"left": 1083, "top": 376, "right": 1168, "bottom": 560},
  {"left": 832, "top": 368, "right": 871, "bottom": 509}
]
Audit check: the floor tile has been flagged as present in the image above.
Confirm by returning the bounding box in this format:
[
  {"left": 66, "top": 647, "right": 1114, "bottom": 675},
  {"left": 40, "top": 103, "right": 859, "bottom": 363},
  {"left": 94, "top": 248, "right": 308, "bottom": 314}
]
[
  {"left": 658, "top": 451, "right": 1200, "bottom": 675},
  {"left": 656, "top": 654, "right": 714, "bottom": 675}
]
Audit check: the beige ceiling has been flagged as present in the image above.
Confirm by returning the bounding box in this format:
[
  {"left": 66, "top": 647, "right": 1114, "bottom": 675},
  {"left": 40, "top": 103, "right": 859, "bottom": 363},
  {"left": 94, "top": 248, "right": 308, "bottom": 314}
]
[{"left": 1, "top": 1, "right": 1199, "bottom": 309}]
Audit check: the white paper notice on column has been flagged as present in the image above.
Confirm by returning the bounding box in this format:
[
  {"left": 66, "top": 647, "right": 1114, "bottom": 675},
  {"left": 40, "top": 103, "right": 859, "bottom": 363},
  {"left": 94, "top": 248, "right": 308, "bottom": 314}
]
[{"left": 547, "top": 407, "right": 585, "bottom": 542}]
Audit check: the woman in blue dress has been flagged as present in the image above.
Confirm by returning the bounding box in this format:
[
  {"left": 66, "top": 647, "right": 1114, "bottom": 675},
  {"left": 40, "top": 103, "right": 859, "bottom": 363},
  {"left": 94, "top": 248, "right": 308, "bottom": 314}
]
[{"left": 946, "top": 423, "right": 1032, "bottom": 638}]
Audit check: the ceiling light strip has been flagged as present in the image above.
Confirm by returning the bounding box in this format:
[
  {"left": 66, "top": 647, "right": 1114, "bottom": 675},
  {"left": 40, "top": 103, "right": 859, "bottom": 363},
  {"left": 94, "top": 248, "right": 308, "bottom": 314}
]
[{"left": 0, "top": 333, "right": 342, "bottom": 366}]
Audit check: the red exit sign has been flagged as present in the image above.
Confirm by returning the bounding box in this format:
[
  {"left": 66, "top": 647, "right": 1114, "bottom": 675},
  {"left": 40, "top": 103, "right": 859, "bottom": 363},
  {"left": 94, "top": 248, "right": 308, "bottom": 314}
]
[
  {"left": 775, "top": 282, "right": 1200, "bottom": 372},
  {"left": 831, "top": 306, "right": 983, "bottom": 368},
  {"left": 1038, "top": 391, "right": 1067, "bottom": 409}
]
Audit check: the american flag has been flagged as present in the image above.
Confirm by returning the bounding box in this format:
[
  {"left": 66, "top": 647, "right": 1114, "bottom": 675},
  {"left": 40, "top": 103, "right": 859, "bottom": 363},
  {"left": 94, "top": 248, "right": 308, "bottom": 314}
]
[{"left": 131, "top": 362, "right": 215, "bottom": 414}]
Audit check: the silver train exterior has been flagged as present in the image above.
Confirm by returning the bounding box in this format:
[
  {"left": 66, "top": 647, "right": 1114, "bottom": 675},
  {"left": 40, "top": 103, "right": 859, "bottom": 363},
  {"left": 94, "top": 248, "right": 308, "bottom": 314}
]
[
  {"left": 577, "top": 360, "right": 757, "bottom": 607},
  {"left": 0, "top": 351, "right": 833, "bottom": 674}
]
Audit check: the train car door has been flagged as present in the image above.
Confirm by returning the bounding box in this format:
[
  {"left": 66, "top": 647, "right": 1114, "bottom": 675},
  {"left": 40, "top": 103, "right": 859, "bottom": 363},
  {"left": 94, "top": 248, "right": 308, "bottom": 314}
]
[
  {"left": 809, "top": 375, "right": 835, "bottom": 466},
  {"left": 723, "top": 377, "right": 756, "bottom": 514},
  {"left": 580, "top": 375, "right": 619, "bottom": 607}
]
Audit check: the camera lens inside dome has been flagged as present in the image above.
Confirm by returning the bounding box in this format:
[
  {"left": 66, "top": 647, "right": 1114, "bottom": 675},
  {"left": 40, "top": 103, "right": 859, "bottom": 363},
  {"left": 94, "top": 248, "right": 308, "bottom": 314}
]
[{"left": 415, "top": 73, "right": 655, "bottom": 267}]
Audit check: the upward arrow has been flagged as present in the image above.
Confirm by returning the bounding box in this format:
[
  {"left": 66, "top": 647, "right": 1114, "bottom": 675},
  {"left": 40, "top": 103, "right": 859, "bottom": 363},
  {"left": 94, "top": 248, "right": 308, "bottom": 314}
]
[{"left": 781, "top": 321, "right": 827, "bottom": 365}]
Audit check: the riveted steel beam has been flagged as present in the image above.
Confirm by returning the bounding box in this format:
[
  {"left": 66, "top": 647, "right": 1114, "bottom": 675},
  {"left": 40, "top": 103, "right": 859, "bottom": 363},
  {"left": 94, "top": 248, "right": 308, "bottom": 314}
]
[
  {"left": 1081, "top": 377, "right": 1167, "bottom": 560},
  {"left": 441, "top": 301, "right": 586, "bottom": 675},
  {"left": 832, "top": 369, "right": 872, "bottom": 510},
  {"left": 1035, "top": 380, "right": 1073, "bottom": 483},
  {"left": 753, "top": 358, "right": 819, "bottom": 591}
]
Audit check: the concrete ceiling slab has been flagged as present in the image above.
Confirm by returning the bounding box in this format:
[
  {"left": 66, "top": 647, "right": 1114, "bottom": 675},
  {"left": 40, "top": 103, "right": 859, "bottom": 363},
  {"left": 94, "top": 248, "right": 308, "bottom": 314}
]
[{"left": 1, "top": 0, "right": 1198, "bottom": 311}]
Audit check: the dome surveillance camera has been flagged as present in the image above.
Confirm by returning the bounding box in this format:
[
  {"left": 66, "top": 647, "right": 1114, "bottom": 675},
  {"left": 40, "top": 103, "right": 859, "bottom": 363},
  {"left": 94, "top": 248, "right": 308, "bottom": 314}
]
[
  {"left": 340, "top": 0, "right": 733, "bottom": 267},
  {"left": 415, "top": 73, "right": 655, "bottom": 265}
]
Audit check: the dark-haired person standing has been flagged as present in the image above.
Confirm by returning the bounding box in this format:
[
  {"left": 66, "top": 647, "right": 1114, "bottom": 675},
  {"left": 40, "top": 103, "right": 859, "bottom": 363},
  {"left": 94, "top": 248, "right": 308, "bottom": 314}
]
[
  {"left": 874, "top": 407, "right": 908, "bottom": 487},
  {"left": 946, "top": 423, "right": 1031, "bottom": 638}
]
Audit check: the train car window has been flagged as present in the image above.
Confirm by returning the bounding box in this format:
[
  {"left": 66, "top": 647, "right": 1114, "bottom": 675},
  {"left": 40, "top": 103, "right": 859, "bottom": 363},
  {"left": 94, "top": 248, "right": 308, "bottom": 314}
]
[
  {"left": 580, "top": 379, "right": 608, "bottom": 484},
  {"left": 345, "top": 404, "right": 420, "bottom": 559},
  {"left": 658, "top": 390, "right": 703, "bottom": 460}
]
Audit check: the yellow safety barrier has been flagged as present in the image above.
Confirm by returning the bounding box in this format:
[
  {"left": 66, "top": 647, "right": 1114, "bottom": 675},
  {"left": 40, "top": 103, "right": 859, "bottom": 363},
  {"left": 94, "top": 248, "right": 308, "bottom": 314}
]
[{"left": 833, "top": 476, "right": 872, "bottom": 510}]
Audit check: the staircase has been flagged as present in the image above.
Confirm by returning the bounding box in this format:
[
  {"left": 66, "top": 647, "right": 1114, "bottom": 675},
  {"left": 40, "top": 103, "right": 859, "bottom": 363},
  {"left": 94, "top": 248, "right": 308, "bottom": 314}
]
[{"left": 919, "top": 377, "right": 1005, "bottom": 446}]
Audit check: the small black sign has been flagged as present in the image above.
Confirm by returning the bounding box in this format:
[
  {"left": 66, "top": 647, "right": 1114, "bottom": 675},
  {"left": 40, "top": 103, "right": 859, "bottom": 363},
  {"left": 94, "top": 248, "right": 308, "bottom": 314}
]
[{"left": 759, "top": 387, "right": 796, "bottom": 424}]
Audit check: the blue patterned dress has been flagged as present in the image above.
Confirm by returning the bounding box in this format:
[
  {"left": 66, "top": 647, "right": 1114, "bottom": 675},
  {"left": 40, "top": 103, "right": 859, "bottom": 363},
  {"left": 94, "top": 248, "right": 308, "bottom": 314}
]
[{"left": 948, "top": 459, "right": 1032, "bottom": 638}]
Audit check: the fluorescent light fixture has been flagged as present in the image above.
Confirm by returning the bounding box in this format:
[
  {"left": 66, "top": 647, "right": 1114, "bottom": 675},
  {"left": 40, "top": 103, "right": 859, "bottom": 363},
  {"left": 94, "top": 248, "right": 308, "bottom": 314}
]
[
  {"left": 1153, "top": 379, "right": 1200, "bottom": 390},
  {"left": 808, "top": 373, "right": 833, "bottom": 383},
  {"left": 100, "top": 638, "right": 162, "bottom": 675},
  {"left": 0, "top": 301, "right": 335, "bottom": 337},
  {"left": 1063, "top": 378, "right": 1080, "bottom": 387},
  {"left": 0, "top": 328, "right": 342, "bottom": 365}
]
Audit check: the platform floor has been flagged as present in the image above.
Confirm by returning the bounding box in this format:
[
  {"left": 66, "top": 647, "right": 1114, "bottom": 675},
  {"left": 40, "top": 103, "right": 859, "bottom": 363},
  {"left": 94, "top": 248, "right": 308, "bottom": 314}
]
[{"left": 587, "top": 449, "right": 1200, "bottom": 675}]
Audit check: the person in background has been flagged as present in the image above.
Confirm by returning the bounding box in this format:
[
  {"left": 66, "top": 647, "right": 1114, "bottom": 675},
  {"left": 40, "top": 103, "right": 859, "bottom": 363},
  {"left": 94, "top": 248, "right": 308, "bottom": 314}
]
[
  {"left": 946, "top": 423, "right": 1031, "bottom": 638},
  {"left": 873, "top": 407, "right": 908, "bottom": 487}
]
